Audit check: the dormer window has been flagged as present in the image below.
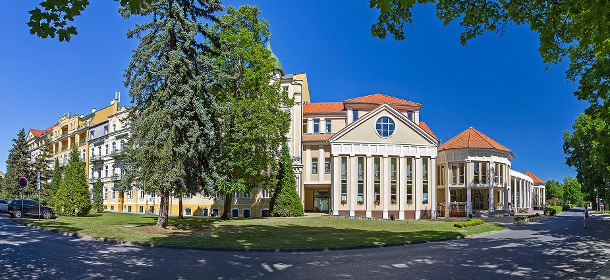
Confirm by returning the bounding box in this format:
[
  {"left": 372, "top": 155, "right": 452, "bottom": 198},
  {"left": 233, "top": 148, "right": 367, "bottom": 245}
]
[
  {"left": 326, "top": 121, "right": 331, "bottom": 134},
  {"left": 313, "top": 120, "right": 320, "bottom": 134},
  {"left": 353, "top": 110, "right": 359, "bottom": 121}
]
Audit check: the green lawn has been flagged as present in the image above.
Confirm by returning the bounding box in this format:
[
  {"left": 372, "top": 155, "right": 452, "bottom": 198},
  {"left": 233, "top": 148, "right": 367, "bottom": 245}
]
[{"left": 26, "top": 212, "right": 503, "bottom": 249}]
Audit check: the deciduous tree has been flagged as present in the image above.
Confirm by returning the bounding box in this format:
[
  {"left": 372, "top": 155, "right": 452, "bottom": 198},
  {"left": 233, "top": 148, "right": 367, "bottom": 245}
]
[
  {"left": 562, "top": 177, "right": 583, "bottom": 205},
  {"left": 545, "top": 180, "right": 563, "bottom": 201},
  {"left": 208, "top": 5, "right": 291, "bottom": 219}
]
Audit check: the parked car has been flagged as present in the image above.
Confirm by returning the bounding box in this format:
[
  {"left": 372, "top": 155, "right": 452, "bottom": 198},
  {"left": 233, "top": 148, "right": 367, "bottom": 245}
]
[
  {"left": 7, "top": 199, "right": 54, "bottom": 219},
  {"left": 0, "top": 199, "right": 8, "bottom": 213}
]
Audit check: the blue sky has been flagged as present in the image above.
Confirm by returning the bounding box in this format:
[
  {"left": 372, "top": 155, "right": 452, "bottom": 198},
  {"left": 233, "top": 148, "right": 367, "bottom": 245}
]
[{"left": 0, "top": 1, "right": 587, "bottom": 182}]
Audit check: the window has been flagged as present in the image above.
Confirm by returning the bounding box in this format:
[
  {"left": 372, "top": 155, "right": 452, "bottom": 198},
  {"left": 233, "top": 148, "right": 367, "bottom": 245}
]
[
  {"left": 105, "top": 144, "right": 108, "bottom": 155},
  {"left": 112, "top": 142, "right": 116, "bottom": 153},
  {"left": 112, "top": 191, "right": 116, "bottom": 199},
  {"left": 139, "top": 190, "right": 145, "bottom": 199},
  {"left": 312, "top": 158, "right": 318, "bottom": 174},
  {"left": 261, "top": 189, "right": 272, "bottom": 198},
  {"left": 326, "top": 121, "right": 331, "bottom": 133},
  {"left": 451, "top": 163, "right": 465, "bottom": 185},
  {"left": 243, "top": 209, "right": 251, "bottom": 218},
  {"left": 127, "top": 206, "right": 132, "bottom": 213},
  {"left": 139, "top": 206, "right": 143, "bottom": 213},
  {"left": 391, "top": 158, "right": 397, "bottom": 203},
  {"left": 261, "top": 209, "right": 270, "bottom": 217},
  {"left": 375, "top": 117, "right": 395, "bottom": 137},
  {"left": 113, "top": 124, "right": 116, "bottom": 132},
  {"left": 234, "top": 192, "right": 240, "bottom": 199},
  {"left": 105, "top": 165, "right": 108, "bottom": 177},
  {"left": 127, "top": 191, "right": 132, "bottom": 199},
  {"left": 357, "top": 157, "right": 364, "bottom": 203},
  {"left": 104, "top": 126, "right": 108, "bottom": 135},
  {"left": 231, "top": 209, "right": 239, "bottom": 218},
  {"left": 499, "top": 164, "right": 504, "bottom": 184},
  {"left": 406, "top": 158, "right": 413, "bottom": 204},
  {"left": 90, "top": 131, "right": 95, "bottom": 139},
  {"left": 437, "top": 165, "right": 445, "bottom": 185},
  {"left": 243, "top": 191, "right": 251, "bottom": 199},
  {"left": 313, "top": 120, "right": 320, "bottom": 134},
  {"left": 185, "top": 208, "right": 192, "bottom": 216},
  {"left": 282, "top": 86, "right": 289, "bottom": 92},
  {"left": 111, "top": 206, "right": 114, "bottom": 210},
  {"left": 374, "top": 157, "right": 380, "bottom": 204},
  {"left": 353, "top": 110, "right": 358, "bottom": 121},
  {"left": 202, "top": 208, "right": 209, "bottom": 216},
  {"left": 481, "top": 163, "right": 488, "bottom": 184},
  {"left": 149, "top": 206, "right": 155, "bottom": 213},
  {"left": 422, "top": 158, "right": 429, "bottom": 204},
  {"left": 473, "top": 162, "right": 480, "bottom": 184},
  {"left": 325, "top": 159, "right": 331, "bottom": 174},
  {"left": 341, "top": 157, "right": 347, "bottom": 204},
  {"left": 494, "top": 163, "right": 500, "bottom": 184},
  {"left": 212, "top": 208, "right": 219, "bottom": 217}
]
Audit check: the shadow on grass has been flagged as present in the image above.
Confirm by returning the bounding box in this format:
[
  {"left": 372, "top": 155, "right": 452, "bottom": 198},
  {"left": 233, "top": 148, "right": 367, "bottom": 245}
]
[{"left": 28, "top": 219, "right": 84, "bottom": 233}]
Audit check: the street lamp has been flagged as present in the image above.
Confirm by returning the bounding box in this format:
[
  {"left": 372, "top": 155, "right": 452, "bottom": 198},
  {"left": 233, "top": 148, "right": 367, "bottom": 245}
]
[{"left": 594, "top": 188, "right": 599, "bottom": 211}]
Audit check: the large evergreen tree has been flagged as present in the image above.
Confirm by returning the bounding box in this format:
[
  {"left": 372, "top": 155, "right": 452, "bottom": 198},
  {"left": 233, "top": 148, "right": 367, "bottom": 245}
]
[
  {"left": 209, "top": 5, "right": 291, "bottom": 219},
  {"left": 122, "top": 0, "right": 222, "bottom": 228},
  {"left": 55, "top": 148, "right": 91, "bottom": 216},
  {"left": 32, "top": 138, "right": 53, "bottom": 204},
  {"left": 2, "top": 129, "right": 32, "bottom": 199},
  {"left": 92, "top": 178, "right": 104, "bottom": 213},
  {"left": 270, "top": 144, "right": 304, "bottom": 217},
  {"left": 50, "top": 158, "right": 62, "bottom": 207}
]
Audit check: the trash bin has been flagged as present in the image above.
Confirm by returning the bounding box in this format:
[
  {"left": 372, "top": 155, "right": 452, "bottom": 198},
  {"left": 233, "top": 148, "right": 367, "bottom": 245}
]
[{"left": 390, "top": 214, "right": 395, "bottom": 221}]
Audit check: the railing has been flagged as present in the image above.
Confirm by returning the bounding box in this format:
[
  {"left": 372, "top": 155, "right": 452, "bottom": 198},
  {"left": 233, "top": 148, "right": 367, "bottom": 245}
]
[
  {"left": 109, "top": 149, "right": 123, "bottom": 157},
  {"left": 89, "top": 154, "right": 103, "bottom": 162},
  {"left": 88, "top": 177, "right": 100, "bottom": 184},
  {"left": 110, "top": 174, "right": 122, "bottom": 181}
]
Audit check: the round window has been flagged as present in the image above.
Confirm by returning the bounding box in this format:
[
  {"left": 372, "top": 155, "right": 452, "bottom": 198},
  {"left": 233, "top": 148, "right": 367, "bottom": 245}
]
[{"left": 376, "top": 117, "right": 395, "bottom": 137}]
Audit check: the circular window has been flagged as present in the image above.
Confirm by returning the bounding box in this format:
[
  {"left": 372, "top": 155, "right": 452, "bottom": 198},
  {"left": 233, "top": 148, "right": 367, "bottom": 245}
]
[{"left": 376, "top": 117, "right": 395, "bottom": 138}]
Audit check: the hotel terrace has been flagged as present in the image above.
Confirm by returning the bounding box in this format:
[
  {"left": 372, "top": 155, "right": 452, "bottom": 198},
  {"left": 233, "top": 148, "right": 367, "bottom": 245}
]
[{"left": 27, "top": 80, "right": 545, "bottom": 219}]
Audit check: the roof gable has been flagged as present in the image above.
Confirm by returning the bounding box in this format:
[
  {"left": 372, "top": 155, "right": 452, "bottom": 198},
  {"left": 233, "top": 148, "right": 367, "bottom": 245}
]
[
  {"left": 304, "top": 102, "right": 344, "bottom": 114},
  {"left": 439, "top": 127, "right": 511, "bottom": 153},
  {"left": 525, "top": 171, "right": 546, "bottom": 185},
  {"left": 344, "top": 93, "right": 421, "bottom": 107}
]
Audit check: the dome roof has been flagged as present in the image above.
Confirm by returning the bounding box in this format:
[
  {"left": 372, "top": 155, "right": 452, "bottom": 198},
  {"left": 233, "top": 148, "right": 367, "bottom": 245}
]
[{"left": 266, "top": 41, "right": 282, "bottom": 70}]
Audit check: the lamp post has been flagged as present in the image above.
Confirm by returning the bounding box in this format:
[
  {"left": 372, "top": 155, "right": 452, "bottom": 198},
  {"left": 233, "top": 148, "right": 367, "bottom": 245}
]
[{"left": 594, "top": 188, "right": 599, "bottom": 211}]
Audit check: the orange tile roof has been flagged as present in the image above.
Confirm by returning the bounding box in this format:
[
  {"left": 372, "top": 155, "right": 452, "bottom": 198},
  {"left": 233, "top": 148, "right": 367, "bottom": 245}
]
[
  {"left": 438, "top": 127, "right": 511, "bottom": 152},
  {"left": 29, "top": 129, "right": 44, "bottom": 139},
  {"left": 304, "top": 102, "right": 344, "bottom": 114},
  {"left": 303, "top": 134, "right": 334, "bottom": 142},
  {"left": 418, "top": 122, "right": 438, "bottom": 141},
  {"left": 525, "top": 171, "right": 546, "bottom": 185},
  {"left": 344, "top": 93, "right": 421, "bottom": 107}
]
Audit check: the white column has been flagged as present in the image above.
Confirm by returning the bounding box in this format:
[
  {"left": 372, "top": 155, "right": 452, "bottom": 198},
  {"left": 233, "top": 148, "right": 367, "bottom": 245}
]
[
  {"left": 519, "top": 179, "right": 524, "bottom": 209},
  {"left": 349, "top": 155, "right": 357, "bottom": 216},
  {"left": 465, "top": 161, "right": 472, "bottom": 217},
  {"left": 318, "top": 145, "right": 324, "bottom": 182},
  {"left": 504, "top": 175, "right": 510, "bottom": 212},
  {"left": 320, "top": 118, "right": 326, "bottom": 134},
  {"left": 415, "top": 156, "right": 422, "bottom": 219},
  {"left": 366, "top": 155, "right": 373, "bottom": 217},
  {"left": 431, "top": 157, "right": 437, "bottom": 219},
  {"left": 382, "top": 156, "right": 390, "bottom": 219},
  {"left": 305, "top": 146, "right": 311, "bottom": 182},
  {"left": 413, "top": 110, "right": 420, "bottom": 124},
  {"left": 346, "top": 109, "right": 353, "bottom": 125},
  {"left": 399, "top": 156, "right": 406, "bottom": 220},
  {"left": 445, "top": 162, "right": 450, "bottom": 217},
  {"left": 489, "top": 162, "right": 495, "bottom": 212},
  {"left": 306, "top": 118, "right": 313, "bottom": 134},
  {"left": 332, "top": 156, "right": 340, "bottom": 215}
]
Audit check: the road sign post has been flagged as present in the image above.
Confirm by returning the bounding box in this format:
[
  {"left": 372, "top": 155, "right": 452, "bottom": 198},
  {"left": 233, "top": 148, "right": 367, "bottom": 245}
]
[
  {"left": 38, "top": 172, "right": 41, "bottom": 220},
  {"left": 19, "top": 177, "right": 28, "bottom": 202}
]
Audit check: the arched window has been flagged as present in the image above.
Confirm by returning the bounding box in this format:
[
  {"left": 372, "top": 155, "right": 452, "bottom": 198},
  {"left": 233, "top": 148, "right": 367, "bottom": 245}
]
[
  {"left": 261, "top": 208, "right": 270, "bottom": 217},
  {"left": 243, "top": 209, "right": 251, "bottom": 218},
  {"left": 231, "top": 208, "right": 239, "bottom": 218}
]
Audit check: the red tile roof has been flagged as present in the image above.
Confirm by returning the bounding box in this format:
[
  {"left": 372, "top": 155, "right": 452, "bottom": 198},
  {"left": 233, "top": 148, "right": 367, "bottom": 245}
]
[
  {"left": 303, "top": 134, "right": 334, "bottom": 142},
  {"left": 344, "top": 93, "right": 421, "bottom": 107},
  {"left": 29, "top": 129, "right": 44, "bottom": 138},
  {"left": 418, "top": 122, "right": 438, "bottom": 141},
  {"left": 438, "top": 127, "right": 511, "bottom": 152},
  {"left": 525, "top": 171, "right": 546, "bottom": 185},
  {"left": 304, "top": 102, "right": 344, "bottom": 114}
]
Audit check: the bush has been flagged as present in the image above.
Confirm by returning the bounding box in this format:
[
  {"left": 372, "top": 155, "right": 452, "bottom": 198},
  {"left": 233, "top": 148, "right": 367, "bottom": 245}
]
[
  {"left": 514, "top": 213, "right": 540, "bottom": 221},
  {"left": 562, "top": 204, "right": 574, "bottom": 211},
  {"left": 454, "top": 218, "right": 484, "bottom": 228},
  {"left": 544, "top": 206, "right": 562, "bottom": 216},
  {"left": 546, "top": 199, "right": 564, "bottom": 206},
  {"left": 270, "top": 144, "right": 304, "bottom": 217}
]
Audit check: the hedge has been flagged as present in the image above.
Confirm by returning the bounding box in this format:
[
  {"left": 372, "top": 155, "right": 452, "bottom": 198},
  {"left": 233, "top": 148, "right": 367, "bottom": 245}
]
[
  {"left": 454, "top": 218, "right": 484, "bottom": 228},
  {"left": 562, "top": 204, "right": 575, "bottom": 211},
  {"left": 544, "top": 206, "right": 563, "bottom": 216}
]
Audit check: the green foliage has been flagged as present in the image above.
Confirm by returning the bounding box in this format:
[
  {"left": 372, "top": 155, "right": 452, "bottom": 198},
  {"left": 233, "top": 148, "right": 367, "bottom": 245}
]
[
  {"left": 454, "top": 218, "right": 484, "bottom": 228},
  {"left": 121, "top": 0, "right": 222, "bottom": 228},
  {"left": 513, "top": 213, "right": 540, "bottom": 223},
  {"left": 28, "top": 0, "right": 153, "bottom": 42},
  {"left": 546, "top": 198, "right": 563, "bottom": 206},
  {"left": 562, "top": 177, "right": 584, "bottom": 205},
  {"left": 208, "top": 5, "right": 291, "bottom": 219},
  {"left": 55, "top": 148, "right": 91, "bottom": 216},
  {"left": 562, "top": 204, "right": 575, "bottom": 211},
  {"left": 545, "top": 180, "right": 563, "bottom": 200},
  {"left": 270, "top": 145, "right": 304, "bottom": 217},
  {"left": 49, "top": 158, "right": 62, "bottom": 207},
  {"left": 543, "top": 206, "right": 562, "bottom": 216},
  {"left": 92, "top": 179, "right": 104, "bottom": 213},
  {"left": 32, "top": 138, "right": 53, "bottom": 204},
  {"left": 1, "top": 129, "right": 32, "bottom": 199}
]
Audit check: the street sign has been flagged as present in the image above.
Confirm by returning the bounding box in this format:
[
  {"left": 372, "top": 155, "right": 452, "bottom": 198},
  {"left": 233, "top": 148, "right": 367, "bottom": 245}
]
[
  {"left": 19, "top": 177, "right": 28, "bottom": 188},
  {"left": 37, "top": 172, "right": 41, "bottom": 190}
]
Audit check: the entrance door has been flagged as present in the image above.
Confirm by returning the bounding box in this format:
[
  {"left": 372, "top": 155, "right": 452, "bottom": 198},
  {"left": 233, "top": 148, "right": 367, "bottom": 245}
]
[
  {"left": 314, "top": 190, "right": 330, "bottom": 212},
  {"left": 473, "top": 189, "right": 489, "bottom": 210}
]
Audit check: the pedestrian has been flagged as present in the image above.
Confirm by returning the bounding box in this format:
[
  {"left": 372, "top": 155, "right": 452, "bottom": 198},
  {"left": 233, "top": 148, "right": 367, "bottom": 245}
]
[{"left": 584, "top": 206, "right": 592, "bottom": 228}]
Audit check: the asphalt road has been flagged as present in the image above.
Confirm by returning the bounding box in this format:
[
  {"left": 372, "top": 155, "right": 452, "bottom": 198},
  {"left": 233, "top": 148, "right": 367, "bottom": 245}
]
[{"left": 0, "top": 208, "right": 608, "bottom": 280}]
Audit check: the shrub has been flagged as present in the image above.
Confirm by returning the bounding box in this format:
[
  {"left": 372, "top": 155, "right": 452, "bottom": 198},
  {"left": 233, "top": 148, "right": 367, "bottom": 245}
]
[
  {"left": 546, "top": 199, "right": 564, "bottom": 206},
  {"left": 270, "top": 144, "right": 304, "bottom": 217},
  {"left": 514, "top": 213, "right": 540, "bottom": 221},
  {"left": 544, "top": 206, "right": 562, "bottom": 216},
  {"left": 562, "top": 204, "right": 574, "bottom": 211},
  {"left": 454, "top": 218, "right": 484, "bottom": 228}
]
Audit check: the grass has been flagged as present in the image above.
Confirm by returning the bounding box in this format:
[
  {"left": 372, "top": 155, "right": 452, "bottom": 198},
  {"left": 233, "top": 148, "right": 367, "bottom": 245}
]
[{"left": 25, "top": 212, "right": 504, "bottom": 249}]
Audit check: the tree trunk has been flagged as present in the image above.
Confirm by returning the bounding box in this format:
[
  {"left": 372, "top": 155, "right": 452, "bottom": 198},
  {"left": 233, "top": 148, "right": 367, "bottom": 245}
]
[
  {"left": 157, "top": 189, "right": 170, "bottom": 228},
  {"left": 221, "top": 193, "right": 233, "bottom": 220},
  {"left": 178, "top": 197, "right": 183, "bottom": 219}
]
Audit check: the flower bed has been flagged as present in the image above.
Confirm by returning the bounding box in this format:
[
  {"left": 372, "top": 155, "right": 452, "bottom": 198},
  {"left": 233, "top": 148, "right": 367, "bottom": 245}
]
[
  {"left": 453, "top": 218, "right": 484, "bottom": 228},
  {"left": 513, "top": 213, "right": 540, "bottom": 225}
]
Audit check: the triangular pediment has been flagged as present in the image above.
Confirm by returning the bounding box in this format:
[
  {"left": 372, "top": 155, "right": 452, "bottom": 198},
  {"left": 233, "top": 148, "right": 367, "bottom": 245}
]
[{"left": 329, "top": 104, "right": 438, "bottom": 145}]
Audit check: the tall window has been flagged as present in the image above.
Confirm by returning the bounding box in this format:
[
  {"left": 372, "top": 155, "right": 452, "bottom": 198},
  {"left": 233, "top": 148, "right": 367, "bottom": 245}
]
[
  {"left": 436, "top": 165, "right": 445, "bottom": 185},
  {"left": 406, "top": 158, "right": 413, "bottom": 204},
  {"left": 341, "top": 157, "right": 347, "bottom": 203},
  {"left": 353, "top": 110, "right": 358, "bottom": 121},
  {"left": 374, "top": 158, "right": 380, "bottom": 204},
  {"left": 473, "top": 162, "right": 480, "bottom": 184},
  {"left": 422, "top": 158, "right": 429, "bottom": 204},
  {"left": 494, "top": 163, "right": 500, "bottom": 184},
  {"left": 458, "top": 163, "right": 464, "bottom": 184},
  {"left": 481, "top": 162, "right": 488, "bottom": 184},
  {"left": 312, "top": 158, "right": 318, "bottom": 174},
  {"left": 313, "top": 120, "right": 320, "bottom": 134},
  {"left": 326, "top": 121, "right": 331, "bottom": 134},
  {"left": 499, "top": 164, "right": 504, "bottom": 184},
  {"left": 357, "top": 157, "right": 364, "bottom": 203},
  {"left": 390, "top": 158, "right": 397, "bottom": 203},
  {"left": 325, "top": 159, "right": 331, "bottom": 174},
  {"left": 451, "top": 163, "right": 465, "bottom": 185},
  {"left": 112, "top": 142, "right": 116, "bottom": 153}
]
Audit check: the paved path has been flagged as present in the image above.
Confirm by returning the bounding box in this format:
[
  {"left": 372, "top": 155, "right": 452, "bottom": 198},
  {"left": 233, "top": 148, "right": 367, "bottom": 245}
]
[{"left": 0, "top": 208, "right": 608, "bottom": 279}]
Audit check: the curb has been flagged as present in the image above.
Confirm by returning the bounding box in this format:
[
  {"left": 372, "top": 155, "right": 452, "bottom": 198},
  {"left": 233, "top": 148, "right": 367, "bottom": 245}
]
[{"left": 13, "top": 218, "right": 467, "bottom": 253}]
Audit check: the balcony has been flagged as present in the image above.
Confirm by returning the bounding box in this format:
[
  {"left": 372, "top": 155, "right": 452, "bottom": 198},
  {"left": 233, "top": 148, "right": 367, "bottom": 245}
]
[
  {"left": 109, "top": 149, "right": 124, "bottom": 158},
  {"left": 59, "top": 159, "right": 68, "bottom": 167},
  {"left": 90, "top": 154, "right": 103, "bottom": 162},
  {"left": 88, "top": 177, "right": 101, "bottom": 184},
  {"left": 110, "top": 174, "right": 123, "bottom": 182}
]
